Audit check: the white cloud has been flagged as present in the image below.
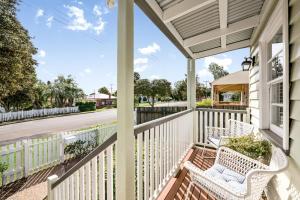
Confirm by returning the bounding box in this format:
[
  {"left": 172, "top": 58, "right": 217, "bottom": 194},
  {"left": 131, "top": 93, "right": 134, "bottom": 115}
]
[
  {"left": 64, "top": 5, "right": 106, "bottom": 35},
  {"left": 39, "top": 61, "right": 46, "bottom": 65},
  {"left": 135, "top": 65, "right": 148, "bottom": 73},
  {"left": 134, "top": 57, "right": 149, "bottom": 72},
  {"left": 134, "top": 58, "right": 148, "bottom": 65},
  {"left": 38, "top": 50, "right": 46, "bottom": 58},
  {"left": 36, "top": 9, "right": 44, "bottom": 18},
  {"left": 46, "top": 16, "right": 54, "bottom": 27},
  {"left": 94, "top": 18, "right": 105, "bottom": 35},
  {"left": 204, "top": 56, "right": 232, "bottom": 70},
  {"left": 93, "top": 5, "right": 102, "bottom": 16},
  {"left": 84, "top": 68, "right": 92, "bottom": 74},
  {"left": 65, "top": 5, "right": 92, "bottom": 31},
  {"left": 197, "top": 68, "right": 213, "bottom": 83},
  {"left": 138, "top": 43, "right": 160, "bottom": 55},
  {"left": 100, "top": 54, "right": 104, "bottom": 58},
  {"left": 149, "top": 75, "right": 160, "bottom": 80}
]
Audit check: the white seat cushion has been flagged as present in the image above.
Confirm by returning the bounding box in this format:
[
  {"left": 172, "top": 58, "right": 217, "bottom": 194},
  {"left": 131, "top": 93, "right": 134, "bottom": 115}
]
[
  {"left": 203, "top": 164, "right": 246, "bottom": 194},
  {"left": 208, "top": 137, "right": 220, "bottom": 146}
]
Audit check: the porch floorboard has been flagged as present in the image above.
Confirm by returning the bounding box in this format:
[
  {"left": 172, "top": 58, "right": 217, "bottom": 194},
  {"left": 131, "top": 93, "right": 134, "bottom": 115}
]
[{"left": 159, "top": 147, "right": 216, "bottom": 200}]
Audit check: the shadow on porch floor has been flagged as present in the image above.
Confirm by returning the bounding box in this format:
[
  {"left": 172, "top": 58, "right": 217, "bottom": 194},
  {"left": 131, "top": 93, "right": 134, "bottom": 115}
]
[{"left": 159, "top": 147, "right": 216, "bottom": 200}]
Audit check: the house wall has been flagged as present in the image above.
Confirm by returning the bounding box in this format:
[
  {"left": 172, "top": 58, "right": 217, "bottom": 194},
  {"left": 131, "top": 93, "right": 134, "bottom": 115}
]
[
  {"left": 250, "top": 0, "right": 300, "bottom": 199},
  {"left": 249, "top": 59, "right": 260, "bottom": 131}
]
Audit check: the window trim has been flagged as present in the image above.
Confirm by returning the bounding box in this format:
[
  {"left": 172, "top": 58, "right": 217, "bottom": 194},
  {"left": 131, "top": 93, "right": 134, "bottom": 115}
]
[{"left": 258, "top": 0, "right": 289, "bottom": 151}]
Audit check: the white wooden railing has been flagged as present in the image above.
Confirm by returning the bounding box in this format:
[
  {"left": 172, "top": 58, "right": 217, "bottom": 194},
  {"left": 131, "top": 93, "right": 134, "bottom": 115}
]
[
  {"left": 0, "top": 124, "right": 116, "bottom": 187},
  {"left": 196, "top": 108, "right": 249, "bottom": 144},
  {"left": 47, "top": 109, "right": 194, "bottom": 200},
  {"left": 47, "top": 108, "right": 250, "bottom": 200},
  {"left": 135, "top": 109, "right": 194, "bottom": 199},
  {"left": 0, "top": 107, "right": 79, "bottom": 123}
]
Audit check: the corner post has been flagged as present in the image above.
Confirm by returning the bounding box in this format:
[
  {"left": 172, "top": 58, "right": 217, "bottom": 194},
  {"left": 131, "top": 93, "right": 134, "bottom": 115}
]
[
  {"left": 187, "top": 58, "right": 197, "bottom": 142},
  {"left": 116, "top": 0, "right": 135, "bottom": 200},
  {"left": 47, "top": 175, "right": 58, "bottom": 200}
]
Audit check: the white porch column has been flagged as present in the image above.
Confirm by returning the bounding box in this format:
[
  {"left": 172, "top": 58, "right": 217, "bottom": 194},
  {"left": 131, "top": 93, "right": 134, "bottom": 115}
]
[
  {"left": 187, "top": 58, "right": 196, "bottom": 109},
  {"left": 116, "top": 0, "right": 135, "bottom": 200},
  {"left": 187, "top": 58, "right": 197, "bottom": 142}
]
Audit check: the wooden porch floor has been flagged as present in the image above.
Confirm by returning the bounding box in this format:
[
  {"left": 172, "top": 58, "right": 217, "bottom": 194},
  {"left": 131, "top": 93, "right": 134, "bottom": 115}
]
[{"left": 159, "top": 147, "right": 216, "bottom": 200}]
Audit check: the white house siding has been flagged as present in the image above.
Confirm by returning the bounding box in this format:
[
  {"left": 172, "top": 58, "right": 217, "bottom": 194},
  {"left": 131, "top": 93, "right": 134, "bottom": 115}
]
[
  {"left": 249, "top": 0, "right": 300, "bottom": 199},
  {"left": 249, "top": 63, "right": 260, "bottom": 130},
  {"left": 266, "top": 0, "right": 300, "bottom": 199}
]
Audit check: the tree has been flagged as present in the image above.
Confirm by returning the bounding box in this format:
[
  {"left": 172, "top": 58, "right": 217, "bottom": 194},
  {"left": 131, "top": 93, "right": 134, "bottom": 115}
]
[
  {"left": 135, "top": 78, "right": 172, "bottom": 107},
  {"left": 0, "top": 0, "right": 37, "bottom": 110},
  {"left": 51, "top": 75, "right": 84, "bottom": 107},
  {"left": 98, "top": 87, "right": 110, "bottom": 95},
  {"left": 208, "top": 62, "right": 229, "bottom": 80},
  {"left": 173, "top": 80, "right": 187, "bottom": 101}
]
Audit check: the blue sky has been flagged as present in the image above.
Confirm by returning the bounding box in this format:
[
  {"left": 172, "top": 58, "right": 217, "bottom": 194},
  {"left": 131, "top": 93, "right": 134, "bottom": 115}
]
[{"left": 17, "top": 0, "right": 249, "bottom": 94}]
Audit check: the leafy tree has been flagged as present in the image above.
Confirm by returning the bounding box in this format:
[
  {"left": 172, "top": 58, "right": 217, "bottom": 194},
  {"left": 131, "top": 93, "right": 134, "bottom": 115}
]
[
  {"left": 173, "top": 80, "right": 187, "bottom": 101},
  {"left": 32, "top": 80, "right": 50, "bottom": 109},
  {"left": 98, "top": 87, "right": 110, "bottom": 95},
  {"left": 135, "top": 78, "right": 172, "bottom": 107},
  {"left": 208, "top": 62, "right": 229, "bottom": 80},
  {"left": 51, "top": 75, "right": 84, "bottom": 107},
  {"left": 0, "top": 0, "right": 37, "bottom": 110},
  {"left": 134, "top": 72, "right": 140, "bottom": 83}
]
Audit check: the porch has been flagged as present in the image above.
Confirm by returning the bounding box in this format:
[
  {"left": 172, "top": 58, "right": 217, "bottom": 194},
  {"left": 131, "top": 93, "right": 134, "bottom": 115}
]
[{"left": 48, "top": 0, "right": 300, "bottom": 199}]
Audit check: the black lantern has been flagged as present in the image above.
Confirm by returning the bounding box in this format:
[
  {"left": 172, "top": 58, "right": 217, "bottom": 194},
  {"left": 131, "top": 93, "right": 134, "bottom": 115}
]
[{"left": 241, "top": 57, "right": 255, "bottom": 71}]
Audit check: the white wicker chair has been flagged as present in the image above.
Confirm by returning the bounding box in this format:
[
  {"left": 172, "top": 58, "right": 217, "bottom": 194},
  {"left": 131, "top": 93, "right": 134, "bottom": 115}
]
[
  {"left": 185, "top": 146, "right": 288, "bottom": 200},
  {"left": 202, "top": 119, "right": 254, "bottom": 157}
]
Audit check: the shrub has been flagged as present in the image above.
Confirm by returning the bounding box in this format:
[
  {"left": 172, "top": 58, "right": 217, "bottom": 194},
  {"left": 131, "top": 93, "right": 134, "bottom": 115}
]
[
  {"left": 64, "top": 134, "right": 100, "bottom": 158},
  {"left": 0, "top": 162, "right": 8, "bottom": 175},
  {"left": 225, "top": 135, "right": 272, "bottom": 164},
  {"left": 196, "top": 98, "right": 212, "bottom": 107},
  {"left": 76, "top": 102, "right": 96, "bottom": 112}
]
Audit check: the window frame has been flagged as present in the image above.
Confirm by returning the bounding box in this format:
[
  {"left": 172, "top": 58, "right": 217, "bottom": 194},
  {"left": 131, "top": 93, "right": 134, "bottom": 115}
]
[{"left": 258, "top": 0, "right": 289, "bottom": 151}]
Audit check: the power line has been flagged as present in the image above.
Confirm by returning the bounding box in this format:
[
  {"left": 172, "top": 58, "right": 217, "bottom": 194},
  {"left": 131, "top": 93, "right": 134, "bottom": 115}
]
[{"left": 21, "top": 1, "right": 104, "bottom": 45}]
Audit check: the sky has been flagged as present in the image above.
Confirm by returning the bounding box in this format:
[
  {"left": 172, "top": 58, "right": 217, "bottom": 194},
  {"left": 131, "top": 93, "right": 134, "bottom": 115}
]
[{"left": 17, "top": 0, "right": 250, "bottom": 94}]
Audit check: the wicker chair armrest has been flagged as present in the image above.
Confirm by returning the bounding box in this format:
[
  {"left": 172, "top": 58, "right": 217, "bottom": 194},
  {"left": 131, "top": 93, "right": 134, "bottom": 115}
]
[
  {"left": 205, "top": 127, "right": 229, "bottom": 139},
  {"left": 184, "top": 161, "right": 246, "bottom": 198}
]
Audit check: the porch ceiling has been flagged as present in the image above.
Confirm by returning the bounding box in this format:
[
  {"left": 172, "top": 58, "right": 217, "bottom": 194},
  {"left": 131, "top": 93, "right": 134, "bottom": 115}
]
[{"left": 135, "top": 0, "right": 265, "bottom": 59}]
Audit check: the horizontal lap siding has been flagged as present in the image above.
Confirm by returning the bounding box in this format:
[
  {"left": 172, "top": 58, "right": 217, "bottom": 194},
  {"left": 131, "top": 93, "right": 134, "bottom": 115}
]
[
  {"left": 249, "top": 65, "right": 260, "bottom": 130},
  {"left": 290, "top": 0, "right": 300, "bottom": 167}
]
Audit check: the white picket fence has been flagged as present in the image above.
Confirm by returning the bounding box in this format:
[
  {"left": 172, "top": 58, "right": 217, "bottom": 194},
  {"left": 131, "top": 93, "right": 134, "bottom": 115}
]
[
  {"left": 0, "top": 107, "right": 79, "bottom": 123},
  {"left": 0, "top": 124, "right": 117, "bottom": 187}
]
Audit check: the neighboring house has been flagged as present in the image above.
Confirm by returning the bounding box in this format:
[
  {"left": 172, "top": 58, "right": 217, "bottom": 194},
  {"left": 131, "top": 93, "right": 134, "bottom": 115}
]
[
  {"left": 86, "top": 93, "right": 116, "bottom": 108},
  {"left": 211, "top": 71, "right": 249, "bottom": 107}
]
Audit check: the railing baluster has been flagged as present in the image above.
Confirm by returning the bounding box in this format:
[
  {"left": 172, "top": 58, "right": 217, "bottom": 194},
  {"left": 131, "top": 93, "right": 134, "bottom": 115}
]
[
  {"left": 144, "top": 130, "right": 150, "bottom": 200},
  {"left": 150, "top": 128, "right": 155, "bottom": 199},
  {"left": 137, "top": 133, "right": 143, "bottom": 200},
  {"left": 98, "top": 152, "right": 105, "bottom": 200},
  {"left": 155, "top": 125, "right": 160, "bottom": 196},
  {"left": 91, "top": 157, "right": 97, "bottom": 200},
  {"left": 107, "top": 145, "right": 113, "bottom": 200}
]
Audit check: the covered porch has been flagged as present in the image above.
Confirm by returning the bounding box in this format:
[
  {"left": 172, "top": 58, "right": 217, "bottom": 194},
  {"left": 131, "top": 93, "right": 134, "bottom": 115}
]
[{"left": 47, "top": 0, "right": 300, "bottom": 199}]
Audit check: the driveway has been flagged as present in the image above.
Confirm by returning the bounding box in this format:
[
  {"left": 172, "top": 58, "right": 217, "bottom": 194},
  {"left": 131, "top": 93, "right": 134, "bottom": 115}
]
[{"left": 0, "top": 109, "right": 117, "bottom": 143}]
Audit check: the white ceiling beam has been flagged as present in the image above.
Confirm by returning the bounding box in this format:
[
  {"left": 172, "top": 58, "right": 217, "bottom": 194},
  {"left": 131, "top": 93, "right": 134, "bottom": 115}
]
[
  {"left": 183, "top": 15, "right": 260, "bottom": 48},
  {"left": 194, "top": 40, "right": 250, "bottom": 59},
  {"left": 162, "top": 0, "right": 216, "bottom": 23},
  {"left": 219, "top": 0, "right": 228, "bottom": 49},
  {"left": 146, "top": 0, "right": 195, "bottom": 58}
]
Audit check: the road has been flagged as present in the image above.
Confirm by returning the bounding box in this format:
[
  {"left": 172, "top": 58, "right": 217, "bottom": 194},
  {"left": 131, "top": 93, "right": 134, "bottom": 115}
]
[
  {"left": 0, "top": 101, "right": 187, "bottom": 143},
  {"left": 0, "top": 109, "right": 117, "bottom": 143}
]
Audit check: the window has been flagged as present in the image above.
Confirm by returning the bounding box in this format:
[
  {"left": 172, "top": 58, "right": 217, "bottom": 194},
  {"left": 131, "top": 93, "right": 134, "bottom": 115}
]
[
  {"left": 267, "top": 28, "right": 284, "bottom": 136},
  {"left": 219, "top": 92, "right": 241, "bottom": 102}
]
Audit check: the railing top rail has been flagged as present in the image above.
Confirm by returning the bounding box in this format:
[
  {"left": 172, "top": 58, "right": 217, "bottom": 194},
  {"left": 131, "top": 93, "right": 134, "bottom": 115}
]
[
  {"left": 51, "top": 132, "right": 117, "bottom": 189},
  {"left": 196, "top": 107, "right": 248, "bottom": 114},
  {"left": 134, "top": 108, "right": 193, "bottom": 136}
]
